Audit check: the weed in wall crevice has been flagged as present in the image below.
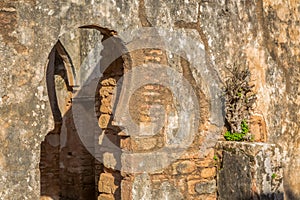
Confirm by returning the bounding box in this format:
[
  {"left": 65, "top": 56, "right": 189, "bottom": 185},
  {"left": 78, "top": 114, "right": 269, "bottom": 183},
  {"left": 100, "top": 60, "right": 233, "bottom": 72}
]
[{"left": 223, "top": 63, "right": 256, "bottom": 141}]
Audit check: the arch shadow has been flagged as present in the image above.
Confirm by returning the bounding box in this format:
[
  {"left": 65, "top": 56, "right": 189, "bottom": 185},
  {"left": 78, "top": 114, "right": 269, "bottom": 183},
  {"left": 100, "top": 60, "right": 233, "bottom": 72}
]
[{"left": 40, "top": 25, "right": 130, "bottom": 200}]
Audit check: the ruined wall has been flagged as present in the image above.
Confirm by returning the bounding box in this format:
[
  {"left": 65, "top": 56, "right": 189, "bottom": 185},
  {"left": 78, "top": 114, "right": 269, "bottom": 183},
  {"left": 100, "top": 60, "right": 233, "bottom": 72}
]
[
  {"left": 198, "top": 1, "right": 300, "bottom": 198},
  {"left": 0, "top": 0, "right": 300, "bottom": 199}
]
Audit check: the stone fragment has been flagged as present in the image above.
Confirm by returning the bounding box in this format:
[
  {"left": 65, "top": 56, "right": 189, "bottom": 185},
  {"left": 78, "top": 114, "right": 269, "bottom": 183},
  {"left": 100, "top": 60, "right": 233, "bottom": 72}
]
[
  {"left": 98, "top": 114, "right": 111, "bottom": 128},
  {"left": 99, "top": 86, "right": 115, "bottom": 97},
  {"left": 98, "top": 173, "right": 118, "bottom": 194},
  {"left": 195, "top": 180, "right": 216, "bottom": 194},
  {"left": 101, "top": 78, "right": 117, "bottom": 86},
  {"left": 172, "top": 160, "right": 197, "bottom": 174},
  {"left": 188, "top": 179, "right": 217, "bottom": 195},
  {"left": 103, "top": 152, "right": 118, "bottom": 169}
]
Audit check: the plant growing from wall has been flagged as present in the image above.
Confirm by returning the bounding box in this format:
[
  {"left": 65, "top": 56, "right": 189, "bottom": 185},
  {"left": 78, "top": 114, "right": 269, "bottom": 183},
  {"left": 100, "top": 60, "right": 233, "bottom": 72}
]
[
  {"left": 271, "top": 173, "right": 277, "bottom": 179},
  {"left": 223, "top": 63, "right": 256, "bottom": 141}
]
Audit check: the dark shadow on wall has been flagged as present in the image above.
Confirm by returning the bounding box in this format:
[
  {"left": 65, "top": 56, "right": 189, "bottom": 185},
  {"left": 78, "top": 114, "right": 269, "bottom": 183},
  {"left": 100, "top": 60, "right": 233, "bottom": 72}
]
[
  {"left": 40, "top": 26, "right": 131, "bottom": 200},
  {"left": 40, "top": 40, "right": 100, "bottom": 200},
  {"left": 79, "top": 24, "right": 131, "bottom": 200},
  {"left": 40, "top": 108, "right": 101, "bottom": 200}
]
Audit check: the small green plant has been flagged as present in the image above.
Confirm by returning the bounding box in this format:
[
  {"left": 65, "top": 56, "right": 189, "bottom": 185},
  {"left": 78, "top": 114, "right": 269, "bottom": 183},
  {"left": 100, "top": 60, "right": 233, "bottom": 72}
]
[
  {"left": 213, "top": 155, "right": 218, "bottom": 161},
  {"left": 241, "top": 120, "right": 249, "bottom": 134},
  {"left": 271, "top": 173, "right": 277, "bottom": 179},
  {"left": 224, "top": 120, "right": 251, "bottom": 141},
  {"left": 224, "top": 131, "right": 245, "bottom": 141}
]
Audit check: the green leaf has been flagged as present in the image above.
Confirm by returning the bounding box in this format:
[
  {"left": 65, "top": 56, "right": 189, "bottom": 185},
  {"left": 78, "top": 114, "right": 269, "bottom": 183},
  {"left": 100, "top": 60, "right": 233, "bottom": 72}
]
[{"left": 224, "top": 131, "right": 245, "bottom": 141}]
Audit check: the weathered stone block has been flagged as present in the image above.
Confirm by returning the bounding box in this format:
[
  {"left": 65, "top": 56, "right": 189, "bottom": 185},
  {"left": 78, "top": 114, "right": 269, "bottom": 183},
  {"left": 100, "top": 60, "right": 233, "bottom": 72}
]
[
  {"left": 98, "top": 173, "right": 118, "bottom": 194},
  {"left": 98, "top": 114, "right": 111, "bottom": 129},
  {"left": 188, "top": 179, "right": 216, "bottom": 195},
  {"left": 121, "top": 151, "right": 172, "bottom": 173},
  {"left": 130, "top": 136, "right": 163, "bottom": 152},
  {"left": 216, "top": 141, "right": 284, "bottom": 200},
  {"left": 151, "top": 181, "right": 184, "bottom": 200},
  {"left": 172, "top": 160, "right": 197, "bottom": 174},
  {"left": 195, "top": 180, "right": 216, "bottom": 194}
]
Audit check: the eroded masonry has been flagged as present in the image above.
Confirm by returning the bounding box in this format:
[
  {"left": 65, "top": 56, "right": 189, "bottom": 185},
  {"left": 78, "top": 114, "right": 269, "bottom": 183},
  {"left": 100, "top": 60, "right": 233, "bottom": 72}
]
[{"left": 0, "top": 0, "right": 300, "bottom": 200}]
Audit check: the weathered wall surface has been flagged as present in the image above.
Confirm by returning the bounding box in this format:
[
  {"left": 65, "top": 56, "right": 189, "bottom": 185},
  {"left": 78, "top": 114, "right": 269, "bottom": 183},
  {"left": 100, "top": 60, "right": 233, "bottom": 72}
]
[
  {"left": 198, "top": 1, "right": 300, "bottom": 198},
  {"left": 0, "top": 0, "right": 299, "bottom": 199},
  {"left": 216, "top": 141, "right": 284, "bottom": 200}
]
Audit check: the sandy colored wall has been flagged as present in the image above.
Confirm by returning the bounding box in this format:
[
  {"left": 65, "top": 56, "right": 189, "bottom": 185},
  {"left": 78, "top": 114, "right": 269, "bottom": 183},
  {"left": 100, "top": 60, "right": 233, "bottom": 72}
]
[{"left": 0, "top": 0, "right": 299, "bottom": 199}]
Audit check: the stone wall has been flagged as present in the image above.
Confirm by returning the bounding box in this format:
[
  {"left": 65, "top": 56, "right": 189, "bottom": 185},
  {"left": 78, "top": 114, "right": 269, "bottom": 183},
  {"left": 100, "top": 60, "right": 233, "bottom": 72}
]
[
  {"left": 0, "top": 0, "right": 300, "bottom": 199},
  {"left": 216, "top": 141, "right": 284, "bottom": 200}
]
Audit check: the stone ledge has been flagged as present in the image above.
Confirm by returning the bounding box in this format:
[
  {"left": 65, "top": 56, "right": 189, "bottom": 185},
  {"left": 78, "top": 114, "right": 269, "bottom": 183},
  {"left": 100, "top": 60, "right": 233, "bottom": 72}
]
[{"left": 216, "top": 141, "right": 284, "bottom": 200}]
